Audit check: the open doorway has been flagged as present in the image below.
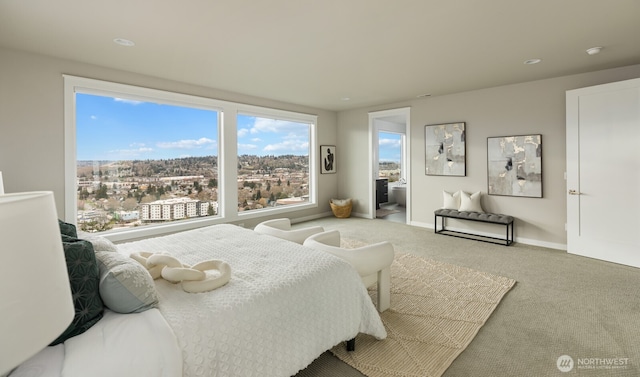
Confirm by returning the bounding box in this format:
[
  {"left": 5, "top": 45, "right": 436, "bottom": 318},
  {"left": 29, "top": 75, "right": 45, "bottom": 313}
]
[
  {"left": 369, "top": 108, "right": 410, "bottom": 224},
  {"left": 378, "top": 131, "right": 406, "bottom": 223}
]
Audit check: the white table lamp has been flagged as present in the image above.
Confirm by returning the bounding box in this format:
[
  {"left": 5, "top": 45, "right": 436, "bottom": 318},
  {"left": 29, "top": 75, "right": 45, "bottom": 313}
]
[
  {"left": 0, "top": 192, "right": 74, "bottom": 375},
  {"left": 0, "top": 171, "right": 4, "bottom": 194}
]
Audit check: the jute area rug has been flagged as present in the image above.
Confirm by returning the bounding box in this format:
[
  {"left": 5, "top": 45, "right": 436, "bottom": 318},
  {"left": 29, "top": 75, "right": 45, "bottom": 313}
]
[{"left": 332, "top": 242, "right": 516, "bottom": 377}]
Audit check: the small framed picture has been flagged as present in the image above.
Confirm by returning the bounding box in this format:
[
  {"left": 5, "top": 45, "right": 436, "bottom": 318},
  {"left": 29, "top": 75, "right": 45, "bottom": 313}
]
[{"left": 320, "top": 145, "right": 336, "bottom": 174}]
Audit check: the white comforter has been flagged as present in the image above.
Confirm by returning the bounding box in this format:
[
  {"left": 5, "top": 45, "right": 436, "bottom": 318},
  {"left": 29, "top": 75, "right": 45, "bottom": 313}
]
[{"left": 117, "top": 224, "right": 386, "bottom": 377}]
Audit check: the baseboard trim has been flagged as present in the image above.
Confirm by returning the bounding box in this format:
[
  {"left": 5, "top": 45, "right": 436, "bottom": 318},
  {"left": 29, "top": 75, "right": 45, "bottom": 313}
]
[
  {"left": 409, "top": 220, "right": 567, "bottom": 251},
  {"left": 296, "top": 215, "right": 567, "bottom": 251},
  {"left": 350, "top": 211, "right": 370, "bottom": 219},
  {"left": 290, "top": 211, "right": 335, "bottom": 224}
]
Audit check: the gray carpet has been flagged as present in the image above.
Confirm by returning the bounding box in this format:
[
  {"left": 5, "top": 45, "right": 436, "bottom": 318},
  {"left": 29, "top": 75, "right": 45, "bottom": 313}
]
[{"left": 293, "top": 217, "right": 640, "bottom": 377}]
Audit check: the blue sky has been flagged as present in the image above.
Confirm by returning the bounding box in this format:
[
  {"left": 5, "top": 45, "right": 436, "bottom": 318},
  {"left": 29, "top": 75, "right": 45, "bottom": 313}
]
[
  {"left": 76, "top": 93, "right": 401, "bottom": 162},
  {"left": 77, "top": 94, "right": 219, "bottom": 160},
  {"left": 379, "top": 132, "right": 402, "bottom": 162}
]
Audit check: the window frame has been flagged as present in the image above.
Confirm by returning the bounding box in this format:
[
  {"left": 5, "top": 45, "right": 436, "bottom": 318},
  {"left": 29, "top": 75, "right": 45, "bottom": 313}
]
[
  {"left": 64, "top": 75, "right": 317, "bottom": 242},
  {"left": 235, "top": 106, "right": 317, "bottom": 219}
]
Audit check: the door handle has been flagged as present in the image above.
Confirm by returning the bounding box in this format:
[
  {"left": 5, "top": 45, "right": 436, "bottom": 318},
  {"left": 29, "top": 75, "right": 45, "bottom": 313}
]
[{"left": 568, "top": 189, "right": 581, "bottom": 195}]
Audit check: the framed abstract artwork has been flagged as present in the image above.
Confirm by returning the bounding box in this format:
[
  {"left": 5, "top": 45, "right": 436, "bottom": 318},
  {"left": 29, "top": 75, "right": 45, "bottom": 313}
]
[
  {"left": 425, "top": 122, "right": 466, "bottom": 176},
  {"left": 487, "top": 134, "right": 542, "bottom": 197},
  {"left": 320, "top": 145, "right": 336, "bottom": 174}
]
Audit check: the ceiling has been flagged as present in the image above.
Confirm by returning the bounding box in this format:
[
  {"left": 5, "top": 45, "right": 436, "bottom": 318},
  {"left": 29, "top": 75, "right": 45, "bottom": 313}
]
[{"left": 1, "top": 0, "right": 639, "bottom": 111}]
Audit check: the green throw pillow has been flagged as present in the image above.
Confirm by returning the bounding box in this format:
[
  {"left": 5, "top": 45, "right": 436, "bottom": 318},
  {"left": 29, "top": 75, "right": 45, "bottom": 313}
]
[
  {"left": 50, "top": 235, "right": 104, "bottom": 345},
  {"left": 58, "top": 219, "right": 78, "bottom": 238},
  {"left": 95, "top": 250, "right": 159, "bottom": 313}
]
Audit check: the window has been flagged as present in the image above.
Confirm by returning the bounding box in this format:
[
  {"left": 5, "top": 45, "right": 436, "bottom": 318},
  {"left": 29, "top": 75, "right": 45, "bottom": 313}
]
[
  {"left": 75, "top": 93, "right": 219, "bottom": 233},
  {"left": 378, "top": 131, "right": 403, "bottom": 182},
  {"left": 64, "top": 76, "right": 317, "bottom": 241},
  {"left": 236, "top": 114, "right": 311, "bottom": 213}
]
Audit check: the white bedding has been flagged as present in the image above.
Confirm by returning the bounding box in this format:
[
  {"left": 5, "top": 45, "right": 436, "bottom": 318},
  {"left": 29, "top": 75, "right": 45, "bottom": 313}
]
[
  {"left": 117, "top": 224, "right": 386, "bottom": 377},
  {"left": 10, "top": 344, "right": 64, "bottom": 377},
  {"left": 12, "top": 309, "right": 180, "bottom": 377},
  {"left": 62, "top": 309, "right": 182, "bottom": 377}
]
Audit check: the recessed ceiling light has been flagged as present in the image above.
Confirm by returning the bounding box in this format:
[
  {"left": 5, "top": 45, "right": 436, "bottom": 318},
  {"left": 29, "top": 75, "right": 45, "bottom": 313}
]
[
  {"left": 340, "top": 97, "right": 351, "bottom": 101},
  {"left": 524, "top": 59, "right": 542, "bottom": 65},
  {"left": 586, "top": 47, "right": 603, "bottom": 55},
  {"left": 113, "top": 38, "right": 135, "bottom": 47}
]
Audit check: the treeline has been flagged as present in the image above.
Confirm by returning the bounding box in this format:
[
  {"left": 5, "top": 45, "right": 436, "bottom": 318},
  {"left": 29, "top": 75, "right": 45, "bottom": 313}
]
[{"left": 78, "top": 154, "right": 308, "bottom": 179}]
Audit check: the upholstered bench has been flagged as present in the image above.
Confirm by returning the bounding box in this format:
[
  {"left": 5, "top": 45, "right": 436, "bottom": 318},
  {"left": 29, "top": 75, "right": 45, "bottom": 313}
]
[{"left": 434, "top": 209, "right": 514, "bottom": 246}]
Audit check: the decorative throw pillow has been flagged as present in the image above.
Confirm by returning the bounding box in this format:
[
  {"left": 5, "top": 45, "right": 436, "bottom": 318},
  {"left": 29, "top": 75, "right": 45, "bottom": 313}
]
[
  {"left": 442, "top": 190, "right": 461, "bottom": 209},
  {"left": 58, "top": 219, "right": 78, "bottom": 238},
  {"left": 95, "top": 250, "right": 159, "bottom": 314},
  {"left": 81, "top": 234, "right": 118, "bottom": 253},
  {"left": 50, "top": 236, "right": 104, "bottom": 345},
  {"left": 459, "top": 191, "right": 484, "bottom": 212}
]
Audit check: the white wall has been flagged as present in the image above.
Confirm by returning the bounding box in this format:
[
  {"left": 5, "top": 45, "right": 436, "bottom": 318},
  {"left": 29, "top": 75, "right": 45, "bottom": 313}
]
[
  {"left": 3, "top": 45, "right": 639, "bottom": 246},
  {"left": 0, "top": 47, "right": 338, "bottom": 226},
  {"left": 337, "top": 64, "right": 640, "bottom": 249}
]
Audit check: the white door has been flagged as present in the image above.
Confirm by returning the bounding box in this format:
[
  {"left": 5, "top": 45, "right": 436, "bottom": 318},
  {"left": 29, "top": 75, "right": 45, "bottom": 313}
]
[{"left": 566, "top": 78, "right": 640, "bottom": 268}]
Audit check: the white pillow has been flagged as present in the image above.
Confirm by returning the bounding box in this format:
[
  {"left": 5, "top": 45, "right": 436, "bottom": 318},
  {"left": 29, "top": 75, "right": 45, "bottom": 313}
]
[
  {"left": 442, "top": 190, "right": 461, "bottom": 209},
  {"left": 95, "top": 250, "right": 159, "bottom": 313},
  {"left": 84, "top": 234, "right": 118, "bottom": 253},
  {"left": 459, "top": 191, "right": 484, "bottom": 212}
]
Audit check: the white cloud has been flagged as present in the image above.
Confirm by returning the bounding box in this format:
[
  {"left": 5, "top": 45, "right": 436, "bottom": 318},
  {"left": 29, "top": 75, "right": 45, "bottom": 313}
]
[
  {"left": 379, "top": 138, "right": 401, "bottom": 147},
  {"left": 90, "top": 115, "right": 97, "bottom": 120},
  {"left": 240, "top": 116, "right": 310, "bottom": 155},
  {"left": 237, "top": 128, "right": 249, "bottom": 138},
  {"left": 156, "top": 137, "right": 216, "bottom": 150},
  {"left": 263, "top": 139, "right": 309, "bottom": 153},
  {"left": 238, "top": 143, "right": 258, "bottom": 151},
  {"left": 114, "top": 98, "right": 143, "bottom": 105},
  {"left": 107, "top": 147, "right": 154, "bottom": 158},
  {"left": 250, "top": 118, "right": 307, "bottom": 135}
]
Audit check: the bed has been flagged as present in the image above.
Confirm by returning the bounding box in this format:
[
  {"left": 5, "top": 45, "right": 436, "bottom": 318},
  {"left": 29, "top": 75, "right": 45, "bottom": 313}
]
[{"left": 12, "top": 224, "right": 386, "bottom": 377}]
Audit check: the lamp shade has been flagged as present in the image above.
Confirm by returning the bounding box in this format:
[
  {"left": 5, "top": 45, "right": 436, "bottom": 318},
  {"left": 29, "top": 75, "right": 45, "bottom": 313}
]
[{"left": 0, "top": 192, "right": 74, "bottom": 375}]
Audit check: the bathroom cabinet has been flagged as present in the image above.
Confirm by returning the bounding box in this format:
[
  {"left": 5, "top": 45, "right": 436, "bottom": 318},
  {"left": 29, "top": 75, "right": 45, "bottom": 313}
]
[{"left": 375, "top": 178, "right": 388, "bottom": 209}]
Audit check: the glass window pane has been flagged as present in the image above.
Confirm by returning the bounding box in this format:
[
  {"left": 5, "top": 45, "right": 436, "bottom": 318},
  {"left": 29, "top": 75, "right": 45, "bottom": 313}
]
[
  {"left": 378, "top": 131, "right": 402, "bottom": 182},
  {"left": 237, "top": 114, "right": 310, "bottom": 212},
  {"left": 76, "top": 93, "right": 219, "bottom": 233}
]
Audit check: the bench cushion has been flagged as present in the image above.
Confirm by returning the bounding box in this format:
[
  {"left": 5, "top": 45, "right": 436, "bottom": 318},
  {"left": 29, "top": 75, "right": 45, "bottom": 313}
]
[{"left": 435, "top": 209, "right": 514, "bottom": 224}]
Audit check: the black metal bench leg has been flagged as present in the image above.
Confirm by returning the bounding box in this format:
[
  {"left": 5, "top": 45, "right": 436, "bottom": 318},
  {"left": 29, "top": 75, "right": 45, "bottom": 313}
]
[
  {"left": 511, "top": 223, "right": 514, "bottom": 244},
  {"left": 346, "top": 338, "right": 355, "bottom": 352},
  {"left": 505, "top": 224, "right": 509, "bottom": 246},
  {"left": 434, "top": 215, "right": 446, "bottom": 233}
]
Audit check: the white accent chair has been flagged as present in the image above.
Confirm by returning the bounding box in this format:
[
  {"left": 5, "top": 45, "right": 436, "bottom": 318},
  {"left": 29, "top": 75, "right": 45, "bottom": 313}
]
[
  {"left": 253, "top": 218, "right": 325, "bottom": 244},
  {"left": 303, "top": 230, "right": 395, "bottom": 312}
]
